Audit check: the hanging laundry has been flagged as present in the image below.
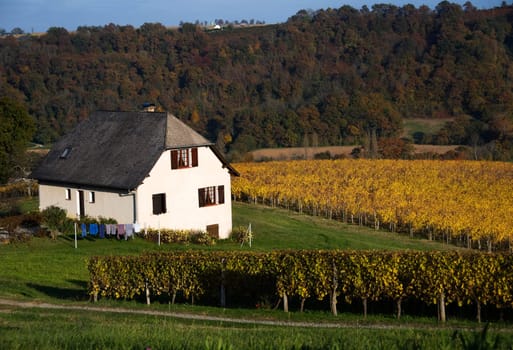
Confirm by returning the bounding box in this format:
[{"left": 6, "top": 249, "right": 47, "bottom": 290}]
[
  {"left": 89, "top": 223, "right": 98, "bottom": 236},
  {"left": 133, "top": 223, "right": 141, "bottom": 234},
  {"left": 106, "top": 224, "right": 113, "bottom": 236},
  {"left": 81, "top": 223, "right": 87, "bottom": 238},
  {"left": 125, "top": 224, "right": 134, "bottom": 240},
  {"left": 117, "top": 224, "right": 126, "bottom": 239},
  {"left": 99, "top": 224, "right": 106, "bottom": 239}
]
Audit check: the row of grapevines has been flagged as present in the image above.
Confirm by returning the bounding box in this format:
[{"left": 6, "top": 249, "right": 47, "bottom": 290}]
[
  {"left": 88, "top": 250, "right": 513, "bottom": 322},
  {"left": 0, "top": 179, "right": 38, "bottom": 198},
  {"left": 231, "top": 159, "right": 513, "bottom": 250}
]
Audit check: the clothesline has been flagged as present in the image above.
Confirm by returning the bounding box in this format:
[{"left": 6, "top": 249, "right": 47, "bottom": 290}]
[{"left": 79, "top": 223, "right": 142, "bottom": 240}]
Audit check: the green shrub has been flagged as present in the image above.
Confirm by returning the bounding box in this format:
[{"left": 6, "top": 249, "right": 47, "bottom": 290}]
[
  {"left": 230, "top": 226, "right": 253, "bottom": 244},
  {"left": 41, "top": 206, "right": 67, "bottom": 232},
  {"left": 144, "top": 228, "right": 216, "bottom": 246},
  {"left": 190, "top": 230, "right": 216, "bottom": 245}
]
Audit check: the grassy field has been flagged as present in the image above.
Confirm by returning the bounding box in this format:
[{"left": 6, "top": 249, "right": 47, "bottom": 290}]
[
  {"left": 3, "top": 302, "right": 502, "bottom": 350},
  {"left": 0, "top": 202, "right": 455, "bottom": 301},
  {"left": 232, "top": 202, "right": 456, "bottom": 251},
  {"left": 248, "top": 144, "right": 461, "bottom": 161},
  {"left": 1, "top": 200, "right": 510, "bottom": 349},
  {"left": 402, "top": 117, "right": 452, "bottom": 139}
]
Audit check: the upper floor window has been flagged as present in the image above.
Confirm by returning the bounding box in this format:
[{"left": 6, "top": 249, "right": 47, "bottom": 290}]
[
  {"left": 65, "top": 188, "right": 71, "bottom": 200},
  {"left": 198, "top": 185, "right": 225, "bottom": 207},
  {"left": 88, "top": 191, "right": 95, "bottom": 203},
  {"left": 171, "top": 148, "right": 198, "bottom": 169}
]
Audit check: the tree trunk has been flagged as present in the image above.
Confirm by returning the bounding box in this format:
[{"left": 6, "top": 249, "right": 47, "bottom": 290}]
[
  {"left": 145, "top": 283, "right": 151, "bottom": 305},
  {"left": 171, "top": 291, "right": 177, "bottom": 305},
  {"left": 438, "top": 292, "right": 446, "bottom": 322},
  {"left": 476, "top": 300, "right": 481, "bottom": 323},
  {"left": 396, "top": 298, "right": 402, "bottom": 320},
  {"left": 300, "top": 298, "right": 306, "bottom": 313},
  {"left": 273, "top": 298, "right": 282, "bottom": 311},
  {"left": 283, "top": 293, "right": 289, "bottom": 313},
  {"left": 363, "top": 298, "right": 368, "bottom": 319},
  {"left": 330, "top": 262, "right": 338, "bottom": 316},
  {"left": 220, "top": 260, "right": 226, "bottom": 307},
  {"left": 220, "top": 284, "right": 226, "bottom": 307},
  {"left": 330, "top": 291, "right": 338, "bottom": 316}
]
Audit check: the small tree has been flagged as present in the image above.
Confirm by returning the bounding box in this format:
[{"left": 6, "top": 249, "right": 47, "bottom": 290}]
[
  {"left": 0, "top": 97, "right": 35, "bottom": 183},
  {"left": 41, "top": 206, "right": 70, "bottom": 238}
]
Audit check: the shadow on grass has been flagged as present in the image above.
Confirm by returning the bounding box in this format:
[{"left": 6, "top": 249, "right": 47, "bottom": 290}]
[{"left": 27, "top": 279, "right": 89, "bottom": 301}]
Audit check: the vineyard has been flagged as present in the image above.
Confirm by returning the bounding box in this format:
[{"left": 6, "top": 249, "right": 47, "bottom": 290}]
[
  {"left": 88, "top": 250, "right": 513, "bottom": 323},
  {"left": 231, "top": 160, "right": 513, "bottom": 251}
]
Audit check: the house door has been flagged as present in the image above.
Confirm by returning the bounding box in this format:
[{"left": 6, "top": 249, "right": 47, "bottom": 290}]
[{"left": 77, "top": 190, "right": 85, "bottom": 218}]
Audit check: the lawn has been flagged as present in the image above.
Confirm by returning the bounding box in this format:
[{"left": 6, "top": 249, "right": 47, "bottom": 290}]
[
  {"left": 1, "top": 200, "right": 508, "bottom": 349},
  {"left": 3, "top": 302, "right": 501, "bottom": 350},
  {"left": 0, "top": 202, "right": 456, "bottom": 300},
  {"left": 402, "top": 117, "right": 452, "bottom": 140},
  {"left": 232, "top": 202, "right": 456, "bottom": 251}
]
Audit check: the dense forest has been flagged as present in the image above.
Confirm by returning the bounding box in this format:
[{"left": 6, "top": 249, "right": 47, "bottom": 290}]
[{"left": 1, "top": 1, "right": 513, "bottom": 161}]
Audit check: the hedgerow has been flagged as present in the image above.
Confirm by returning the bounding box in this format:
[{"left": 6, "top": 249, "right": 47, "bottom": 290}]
[{"left": 88, "top": 250, "right": 513, "bottom": 322}]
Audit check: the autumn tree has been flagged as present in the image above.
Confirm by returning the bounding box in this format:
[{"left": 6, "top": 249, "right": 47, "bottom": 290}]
[{"left": 0, "top": 97, "right": 35, "bottom": 183}]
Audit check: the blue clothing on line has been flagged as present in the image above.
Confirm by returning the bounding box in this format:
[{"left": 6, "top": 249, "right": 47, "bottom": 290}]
[{"left": 89, "top": 223, "right": 98, "bottom": 236}]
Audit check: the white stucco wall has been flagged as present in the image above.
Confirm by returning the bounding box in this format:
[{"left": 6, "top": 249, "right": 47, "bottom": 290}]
[
  {"left": 38, "top": 146, "right": 234, "bottom": 239},
  {"left": 135, "top": 146, "right": 233, "bottom": 239},
  {"left": 39, "top": 183, "right": 134, "bottom": 223}
]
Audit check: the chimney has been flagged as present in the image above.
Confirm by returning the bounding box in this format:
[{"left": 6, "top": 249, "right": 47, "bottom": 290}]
[{"left": 142, "top": 103, "right": 156, "bottom": 112}]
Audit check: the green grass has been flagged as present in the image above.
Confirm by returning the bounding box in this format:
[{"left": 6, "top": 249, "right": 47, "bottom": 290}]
[
  {"left": 1, "top": 303, "right": 513, "bottom": 349},
  {"left": 0, "top": 196, "right": 38, "bottom": 216},
  {"left": 0, "top": 200, "right": 501, "bottom": 349},
  {"left": 0, "top": 303, "right": 480, "bottom": 350},
  {"left": 402, "top": 118, "right": 452, "bottom": 140},
  {"left": 0, "top": 202, "right": 455, "bottom": 302},
  {"left": 233, "top": 202, "right": 456, "bottom": 251}
]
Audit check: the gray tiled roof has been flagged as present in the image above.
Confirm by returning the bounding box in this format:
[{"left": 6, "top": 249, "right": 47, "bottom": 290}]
[{"left": 31, "top": 111, "right": 237, "bottom": 190}]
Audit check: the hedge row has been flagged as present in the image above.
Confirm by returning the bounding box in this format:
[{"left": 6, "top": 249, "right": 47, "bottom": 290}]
[
  {"left": 88, "top": 250, "right": 513, "bottom": 322},
  {"left": 0, "top": 180, "right": 38, "bottom": 199},
  {"left": 143, "top": 228, "right": 216, "bottom": 246}
]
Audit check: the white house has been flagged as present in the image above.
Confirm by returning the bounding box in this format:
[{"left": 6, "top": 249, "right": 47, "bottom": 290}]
[{"left": 31, "top": 111, "right": 239, "bottom": 239}]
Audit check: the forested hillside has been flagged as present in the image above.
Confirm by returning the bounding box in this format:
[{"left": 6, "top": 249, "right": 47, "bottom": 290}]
[{"left": 1, "top": 2, "right": 513, "bottom": 160}]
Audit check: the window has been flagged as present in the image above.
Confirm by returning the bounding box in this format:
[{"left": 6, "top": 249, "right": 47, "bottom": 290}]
[
  {"left": 65, "top": 188, "right": 71, "bottom": 200},
  {"left": 88, "top": 191, "right": 95, "bottom": 203},
  {"left": 198, "top": 185, "right": 225, "bottom": 207},
  {"left": 60, "top": 147, "right": 72, "bottom": 159},
  {"left": 171, "top": 148, "right": 198, "bottom": 169},
  {"left": 152, "top": 193, "right": 167, "bottom": 215}
]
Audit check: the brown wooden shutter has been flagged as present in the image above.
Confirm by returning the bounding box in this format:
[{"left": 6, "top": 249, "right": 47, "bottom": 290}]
[
  {"left": 171, "top": 150, "right": 178, "bottom": 169},
  {"left": 206, "top": 224, "right": 219, "bottom": 239},
  {"left": 198, "top": 188, "right": 205, "bottom": 207},
  {"left": 191, "top": 148, "right": 198, "bottom": 167},
  {"left": 151, "top": 195, "right": 159, "bottom": 214},
  {"left": 218, "top": 185, "right": 225, "bottom": 204}
]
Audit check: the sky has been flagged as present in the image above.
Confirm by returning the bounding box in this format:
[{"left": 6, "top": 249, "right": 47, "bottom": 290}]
[{"left": 0, "top": 0, "right": 507, "bottom": 34}]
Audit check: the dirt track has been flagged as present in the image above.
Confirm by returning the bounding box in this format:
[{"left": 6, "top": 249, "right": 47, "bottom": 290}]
[{"left": 0, "top": 298, "right": 491, "bottom": 332}]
